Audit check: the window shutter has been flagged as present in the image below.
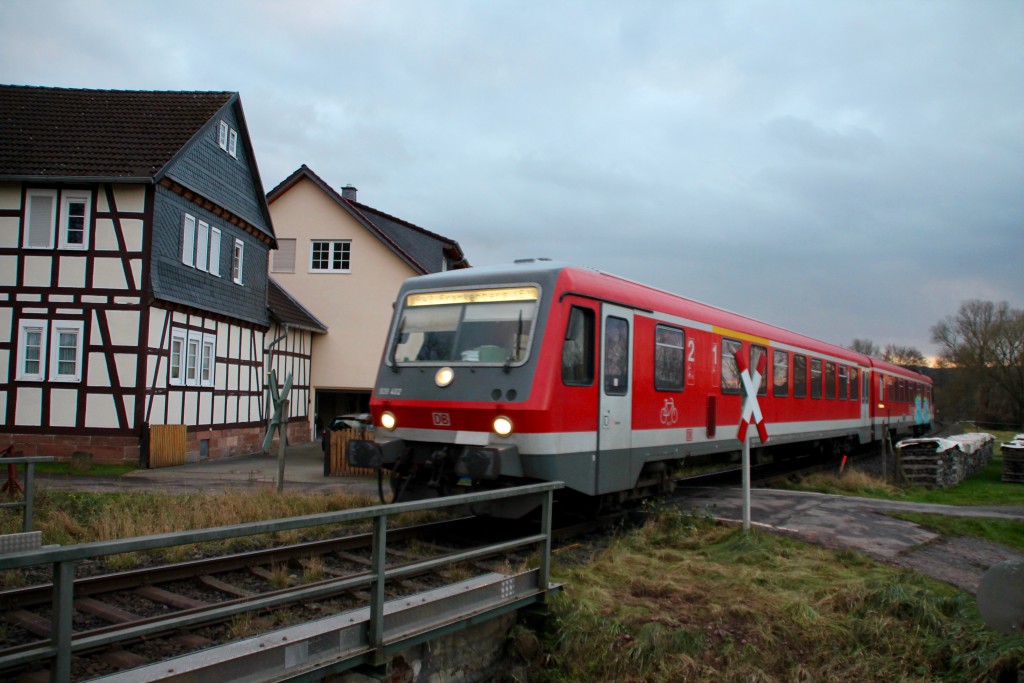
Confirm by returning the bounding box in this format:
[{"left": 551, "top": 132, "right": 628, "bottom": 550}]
[
  {"left": 182, "top": 214, "right": 196, "bottom": 266},
  {"left": 228, "top": 129, "right": 238, "bottom": 158},
  {"left": 196, "top": 221, "right": 210, "bottom": 272},
  {"left": 271, "top": 238, "right": 296, "bottom": 273},
  {"left": 209, "top": 227, "right": 222, "bottom": 276},
  {"left": 26, "top": 192, "right": 56, "bottom": 248}
]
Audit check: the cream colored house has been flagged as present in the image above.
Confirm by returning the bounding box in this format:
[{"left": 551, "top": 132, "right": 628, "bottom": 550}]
[{"left": 266, "top": 165, "right": 467, "bottom": 435}]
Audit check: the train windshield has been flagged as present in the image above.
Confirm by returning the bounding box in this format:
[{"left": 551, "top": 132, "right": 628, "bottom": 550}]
[{"left": 390, "top": 286, "right": 539, "bottom": 366}]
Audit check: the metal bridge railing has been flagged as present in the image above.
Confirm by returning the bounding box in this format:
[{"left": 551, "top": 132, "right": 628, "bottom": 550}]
[
  {"left": 0, "top": 455, "right": 54, "bottom": 534},
  {"left": 0, "top": 481, "right": 563, "bottom": 683}
]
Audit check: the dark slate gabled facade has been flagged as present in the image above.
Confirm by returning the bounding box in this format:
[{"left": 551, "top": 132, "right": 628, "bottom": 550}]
[{"left": 0, "top": 85, "right": 310, "bottom": 464}]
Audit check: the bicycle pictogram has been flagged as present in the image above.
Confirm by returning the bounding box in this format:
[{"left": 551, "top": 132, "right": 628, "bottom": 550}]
[{"left": 659, "top": 398, "right": 678, "bottom": 426}]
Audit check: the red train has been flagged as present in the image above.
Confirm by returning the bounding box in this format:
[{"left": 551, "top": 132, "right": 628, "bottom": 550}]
[{"left": 348, "top": 259, "right": 933, "bottom": 507}]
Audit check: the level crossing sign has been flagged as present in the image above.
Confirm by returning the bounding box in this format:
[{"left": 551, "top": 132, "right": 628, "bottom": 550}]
[
  {"left": 734, "top": 351, "right": 769, "bottom": 444},
  {"left": 733, "top": 349, "right": 770, "bottom": 531}
]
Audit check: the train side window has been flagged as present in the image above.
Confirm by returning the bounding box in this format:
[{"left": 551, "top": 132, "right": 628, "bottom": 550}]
[
  {"left": 825, "top": 362, "right": 836, "bottom": 400},
  {"left": 562, "top": 306, "right": 595, "bottom": 386},
  {"left": 810, "top": 359, "right": 823, "bottom": 399},
  {"left": 850, "top": 368, "right": 859, "bottom": 400},
  {"left": 793, "top": 354, "right": 807, "bottom": 398},
  {"left": 773, "top": 350, "right": 789, "bottom": 397},
  {"left": 721, "top": 338, "right": 742, "bottom": 394},
  {"left": 654, "top": 324, "right": 685, "bottom": 392},
  {"left": 751, "top": 344, "right": 768, "bottom": 396},
  {"left": 838, "top": 365, "right": 848, "bottom": 400},
  {"left": 604, "top": 316, "right": 629, "bottom": 395}
]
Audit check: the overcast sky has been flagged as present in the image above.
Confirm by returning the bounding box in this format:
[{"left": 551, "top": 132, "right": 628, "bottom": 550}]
[{"left": 3, "top": 0, "right": 1021, "bottom": 358}]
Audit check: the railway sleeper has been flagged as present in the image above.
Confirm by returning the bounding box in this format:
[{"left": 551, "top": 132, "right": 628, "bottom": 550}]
[{"left": 74, "top": 597, "right": 139, "bottom": 624}]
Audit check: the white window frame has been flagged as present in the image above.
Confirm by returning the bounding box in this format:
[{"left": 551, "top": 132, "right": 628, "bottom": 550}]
[
  {"left": 182, "top": 213, "right": 197, "bottom": 267},
  {"left": 310, "top": 240, "right": 352, "bottom": 273},
  {"left": 228, "top": 128, "right": 238, "bottom": 158},
  {"left": 16, "top": 320, "right": 48, "bottom": 381},
  {"left": 58, "top": 191, "right": 91, "bottom": 250},
  {"left": 24, "top": 189, "right": 57, "bottom": 249},
  {"left": 169, "top": 329, "right": 186, "bottom": 385},
  {"left": 200, "top": 337, "right": 215, "bottom": 385},
  {"left": 232, "top": 239, "right": 245, "bottom": 284},
  {"left": 218, "top": 121, "right": 229, "bottom": 150},
  {"left": 170, "top": 328, "right": 216, "bottom": 387},
  {"left": 50, "top": 321, "right": 85, "bottom": 382}
]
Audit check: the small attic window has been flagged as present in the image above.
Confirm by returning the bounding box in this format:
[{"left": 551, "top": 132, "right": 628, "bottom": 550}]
[{"left": 218, "top": 120, "right": 238, "bottom": 158}]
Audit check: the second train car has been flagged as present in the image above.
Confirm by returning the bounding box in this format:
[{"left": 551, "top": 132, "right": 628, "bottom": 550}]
[{"left": 348, "top": 259, "right": 933, "bottom": 507}]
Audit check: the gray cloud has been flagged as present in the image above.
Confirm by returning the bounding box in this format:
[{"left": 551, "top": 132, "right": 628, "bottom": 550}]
[{"left": 2, "top": 0, "right": 1021, "bottom": 357}]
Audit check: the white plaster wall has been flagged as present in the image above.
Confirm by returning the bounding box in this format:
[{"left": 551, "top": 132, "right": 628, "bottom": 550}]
[
  {"left": 15, "top": 387, "right": 42, "bottom": 426},
  {"left": 92, "top": 257, "right": 129, "bottom": 290},
  {"left": 58, "top": 256, "right": 87, "bottom": 289},
  {"left": 51, "top": 389, "right": 78, "bottom": 427},
  {"left": 0, "top": 183, "right": 20, "bottom": 210},
  {"left": 0, "top": 217, "right": 19, "bottom": 248},
  {"left": 86, "top": 392, "right": 118, "bottom": 428},
  {"left": 23, "top": 256, "right": 52, "bottom": 288},
  {"left": 0, "top": 255, "right": 17, "bottom": 287}
]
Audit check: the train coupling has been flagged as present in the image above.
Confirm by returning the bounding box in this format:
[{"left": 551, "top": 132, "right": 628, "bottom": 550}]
[
  {"left": 454, "top": 444, "right": 519, "bottom": 480},
  {"left": 347, "top": 436, "right": 405, "bottom": 468}
]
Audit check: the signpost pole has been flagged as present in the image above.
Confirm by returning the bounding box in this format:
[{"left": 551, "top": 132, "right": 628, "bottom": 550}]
[{"left": 742, "top": 431, "right": 751, "bottom": 531}]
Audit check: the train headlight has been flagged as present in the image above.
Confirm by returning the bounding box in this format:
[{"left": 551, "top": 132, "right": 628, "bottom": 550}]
[
  {"left": 380, "top": 411, "right": 397, "bottom": 430},
  {"left": 493, "top": 416, "right": 513, "bottom": 437},
  {"left": 435, "top": 367, "right": 455, "bottom": 387}
]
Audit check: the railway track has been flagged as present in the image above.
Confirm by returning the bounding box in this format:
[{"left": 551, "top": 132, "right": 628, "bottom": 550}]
[{"left": 0, "top": 484, "right": 561, "bottom": 683}]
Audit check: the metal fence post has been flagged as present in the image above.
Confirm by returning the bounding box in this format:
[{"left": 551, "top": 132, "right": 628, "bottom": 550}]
[
  {"left": 51, "top": 560, "right": 74, "bottom": 683},
  {"left": 369, "top": 513, "right": 387, "bottom": 663},
  {"left": 23, "top": 462, "right": 36, "bottom": 533},
  {"left": 539, "top": 489, "right": 553, "bottom": 591}
]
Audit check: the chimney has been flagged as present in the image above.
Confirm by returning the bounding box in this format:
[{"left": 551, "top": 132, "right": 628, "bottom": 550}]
[{"left": 341, "top": 185, "right": 357, "bottom": 201}]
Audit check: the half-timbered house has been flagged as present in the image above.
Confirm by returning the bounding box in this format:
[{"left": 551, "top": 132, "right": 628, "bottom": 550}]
[{"left": 0, "top": 85, "right": 318, "bottom": 464}]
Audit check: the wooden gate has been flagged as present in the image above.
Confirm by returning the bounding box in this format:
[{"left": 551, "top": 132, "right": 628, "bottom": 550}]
[
  {"left": 327, "top": 429, "right": 376, "bottom": 477},
  {"left": 149, "top": 425, "right": 187, "bottom": 468}
]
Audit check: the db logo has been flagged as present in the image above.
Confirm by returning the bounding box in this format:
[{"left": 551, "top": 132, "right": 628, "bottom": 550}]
[{"left": 432, "top": 412, "right": 451, "bottom": 427}]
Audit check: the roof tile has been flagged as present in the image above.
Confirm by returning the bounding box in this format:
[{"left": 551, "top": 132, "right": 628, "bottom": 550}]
[{"left": 0, "top": 84, "right": 233, "bottom": 179}]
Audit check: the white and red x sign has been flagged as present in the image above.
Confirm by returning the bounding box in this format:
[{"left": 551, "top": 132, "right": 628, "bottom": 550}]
[{"left": 734, "top": 350, "right": 769, "bottom": 444}]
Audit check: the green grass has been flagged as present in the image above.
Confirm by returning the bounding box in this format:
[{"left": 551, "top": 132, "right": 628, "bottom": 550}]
[
  {"left": 781, "top": 428, "right": 1024, "bottom": 505},
  {"left": 531, "top": 509, "right": 1024, "bottom": 682},
  {"left": 891, "top": 512, "right": 1024, "bottom": 553},
  {"left": 32, "top": 462, "right": 138, "bottom": 477}
]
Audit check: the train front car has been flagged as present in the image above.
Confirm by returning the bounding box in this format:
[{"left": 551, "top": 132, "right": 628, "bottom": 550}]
[{"left": 347, "top": 261, "right": 566, "bottom": 508}]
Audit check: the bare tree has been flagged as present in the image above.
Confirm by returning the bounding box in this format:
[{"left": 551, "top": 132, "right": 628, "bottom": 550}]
[
  {"left": 882, "top": 344, "right": 928, "bottom": 367},
  {"left": 931, "top": 300, "right": 1024, "bottom": 428},
  {"left": 849, "top": 338, "right": 881, "bottom": 358}
]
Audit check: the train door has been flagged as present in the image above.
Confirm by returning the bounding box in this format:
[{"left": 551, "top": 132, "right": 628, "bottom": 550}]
[
  {"left": 860, "top": 368, "right": 870, "bottom": 423},
  {"left": 597, "top": 304, "right": 633, "bottom": 494}
]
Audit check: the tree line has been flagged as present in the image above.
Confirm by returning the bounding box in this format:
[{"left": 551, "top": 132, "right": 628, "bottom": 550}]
[{"left": 849, "top": 300, "right": 1024, "bottom": 430}]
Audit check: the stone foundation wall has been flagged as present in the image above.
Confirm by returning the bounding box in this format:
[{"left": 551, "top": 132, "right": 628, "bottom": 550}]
[
  {"left": 0, "top": 433, "right": 140, "bottom": 465},
  {"left": 330, "top": 612, "right": 526, "bottom": 683},
  {"left": 0, "top": 419, "right": 312, "bottom": 467}
]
